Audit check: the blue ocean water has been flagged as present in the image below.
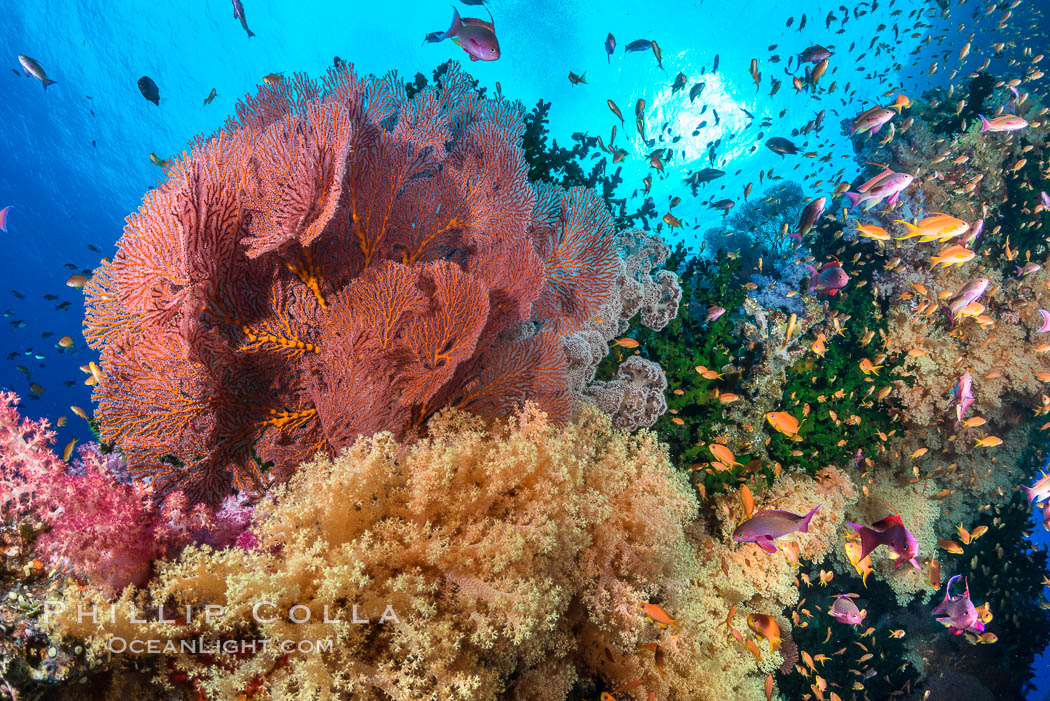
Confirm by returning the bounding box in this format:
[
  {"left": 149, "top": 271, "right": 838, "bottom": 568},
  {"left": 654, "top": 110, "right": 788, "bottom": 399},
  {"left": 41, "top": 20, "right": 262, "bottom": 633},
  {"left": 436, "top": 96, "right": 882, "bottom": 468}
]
[
  {"left": 0, "top": 0, "right": 947, "bottom": 449},
  {"left": 2, "top": 0, "right": 1049, "bottom": 697}
]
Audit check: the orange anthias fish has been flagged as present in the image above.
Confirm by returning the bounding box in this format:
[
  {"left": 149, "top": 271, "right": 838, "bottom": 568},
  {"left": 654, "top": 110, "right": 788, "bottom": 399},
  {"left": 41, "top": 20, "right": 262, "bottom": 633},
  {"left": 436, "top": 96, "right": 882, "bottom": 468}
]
[
  {"left": 856, "top": 223, "right": 891, "bottom": 241},
  {"left": 929, "top": 245, "right": 975, "bottom": 269},
  {"left": 710, "top": 443, "right": 741, "bottom": 468},
  {"left": 740, "top": 484, "right": 755, "bottom": 518},
  {"left": 747, "top": 613, "right": 782, "bottom": 653},
  {"left": 765, "top": 411, "right": 801, "bottom": 436},
  {"left": 844, "top": 540, "right": 874, "bottom": 586},
  {"left": 889, "top": 93, "right": 911, "bottom": 113},
  {"left": 639, "top": 602, "right": 680, "bottom": 630}
]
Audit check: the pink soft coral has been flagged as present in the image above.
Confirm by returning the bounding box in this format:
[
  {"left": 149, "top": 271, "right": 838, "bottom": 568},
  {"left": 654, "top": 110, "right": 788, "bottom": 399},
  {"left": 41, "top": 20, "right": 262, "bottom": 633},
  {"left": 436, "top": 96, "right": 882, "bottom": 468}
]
[{"left": 0, "top": 393, "right": 253, "bottom": 598}]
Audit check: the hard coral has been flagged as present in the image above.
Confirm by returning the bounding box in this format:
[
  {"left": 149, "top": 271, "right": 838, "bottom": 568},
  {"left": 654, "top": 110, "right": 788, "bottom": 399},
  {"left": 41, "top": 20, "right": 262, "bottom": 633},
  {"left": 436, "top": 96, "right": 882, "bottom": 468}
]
[{"left": 83, "top": 62, "right": 621, "bottom": 504}]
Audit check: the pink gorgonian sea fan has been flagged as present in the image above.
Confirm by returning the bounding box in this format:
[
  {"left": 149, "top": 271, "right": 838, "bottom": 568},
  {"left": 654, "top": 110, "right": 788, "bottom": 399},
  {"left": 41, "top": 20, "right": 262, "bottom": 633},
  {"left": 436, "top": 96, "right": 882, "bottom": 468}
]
[{"left": 82, "top": 62, "right": 620, "bottom": 505}]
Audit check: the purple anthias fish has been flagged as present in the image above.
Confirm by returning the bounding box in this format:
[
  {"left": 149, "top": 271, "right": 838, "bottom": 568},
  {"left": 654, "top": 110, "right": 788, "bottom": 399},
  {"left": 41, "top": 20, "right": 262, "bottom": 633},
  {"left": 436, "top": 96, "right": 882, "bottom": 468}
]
[
  {"left": 847, "top": 515, "right": 920, "bottom": 570},
  {"left": 949, "top": 371, "right": 975, "bottom": 424},
  {"left": 830, "top": 595, "right": 866, "bottom": 625},
  {"left": 704, "top": 305, "right": 726, "bottom": 323},
  {"left": 1022, "top": 471, "right": 1050, "bottom": 507},
  {"left": 799, "top": 45, "right": 832, "bottom": 63},
  {"left": 791, "top": 196, "right": 826, "bottom": 243},
  {"left": 1040, "top": 191, "right": 1050, "bottom": 209},
  {"left": 428, "top": 8, "right": 500, "bottom": 62},
  {"left": 850, "top": 107, "right": 895, "bottom": 136},
  {"left": 843, "top": 172, "right": 914, "bottom": 211},
  {"left": 978, "top": 114, "right": 1028, "bottom": 133},
  {"left": 1008, "top": 85, "right": 1020, "bottom": 113},
  {"left": 932, "top": 575, "right": 985, "bottom": 635},
  {"left": 1017, "top": 262, "right": 1042, "bottom": 278},
  {"left": 943, "top": 278, "right": 989, "bottom": 324},
  {"left": 960, "top": 218, "right": 984, "bottom": 247},
  {"left": 732, "top": 505, "right": 821, "bottom": 553},
  {"left": 806, "top": 260, "right": 849, "bottom": 296}
]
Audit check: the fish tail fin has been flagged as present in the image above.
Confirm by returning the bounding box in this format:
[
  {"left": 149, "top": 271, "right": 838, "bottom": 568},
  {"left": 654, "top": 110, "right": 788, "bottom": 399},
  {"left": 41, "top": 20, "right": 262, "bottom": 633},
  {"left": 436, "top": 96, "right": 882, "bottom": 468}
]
[
  {"left": 978, "top": 114, "right": 990, "bottom": 133},
  {"left": 842, "top": 191, "right": 862, "bottom": 210},
  {"left": 435, "top": 6, "right": 462, "bottom": 42},
  {"left": 798, "top": 504, "right": 821, "bottom": 533},
  {"left": 247, "top": 29, "right": 256, "bottom": 38},
  {"left": 1024, "top": 484, "right": 1037, "bottom": 507},
  {"left": 42, "top": 78, "right": 56, "bottom": 90},
  {"left": 849, "top": 523, "right": 880, "bottom": 562}
]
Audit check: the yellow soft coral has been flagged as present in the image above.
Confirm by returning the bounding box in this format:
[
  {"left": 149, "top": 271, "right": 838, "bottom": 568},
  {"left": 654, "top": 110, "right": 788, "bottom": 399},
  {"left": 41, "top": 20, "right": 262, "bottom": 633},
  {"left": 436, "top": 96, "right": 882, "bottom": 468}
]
[
  {"left": 627, "top": 467, "right": 858, "bottom": 701},
  {"left": 46, "top": 403, "right": 698, "bottom": 700}
]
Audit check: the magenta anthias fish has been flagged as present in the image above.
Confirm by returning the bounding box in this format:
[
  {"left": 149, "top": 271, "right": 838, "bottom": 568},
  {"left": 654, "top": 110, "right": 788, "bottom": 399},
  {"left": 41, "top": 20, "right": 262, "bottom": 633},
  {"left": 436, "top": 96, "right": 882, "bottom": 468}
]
[
  {"left": 949, "top": 371, "right": 975, "bottom": 424},
  {"left": 1038, "top": 310, "right": 1050, "bottom": 334},
  {"left": 427, "top": 7, "right": 500, "bottom": 62},
  {"left": 846, "top": 515, "right": 920, "bottom": 569},
  {"left": 944, "top": 279, "right": 988, "bottom": 324},
  {"left": 704, "top": 305, "right": 726, "bottom": 323},
  {"left": 732, "top": 505, "right": 820, "bottom": 553},
  {"left": 830, "top": 594, "right": 866, "bottom": 625},
  {"left": 792, "top": 196, "right": 826, "bottom": 242},
  {"left": 806, "top": 260, "right": 849, "bottom": 296},
  {"left": 850, "top": 107, "right": 895, "bottom": 136},
  {"left": 843, "top": 172, "right": 914, "bottom": 210},
  {"left": 932, "top": 575, "right": 985, "bottom": 635},
  {"left": 1022, "top": 471, "right": 1050, "bottom": 507},
  {"left": 978, "top": 114, "right": 1028, "bottom": 133}
]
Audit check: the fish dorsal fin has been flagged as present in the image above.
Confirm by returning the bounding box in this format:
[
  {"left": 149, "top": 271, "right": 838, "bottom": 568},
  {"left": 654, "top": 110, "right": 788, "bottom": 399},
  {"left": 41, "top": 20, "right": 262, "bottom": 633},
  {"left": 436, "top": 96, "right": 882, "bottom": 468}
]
[{"left": 869, "top": 496, "right": 906, "bottom": 523}]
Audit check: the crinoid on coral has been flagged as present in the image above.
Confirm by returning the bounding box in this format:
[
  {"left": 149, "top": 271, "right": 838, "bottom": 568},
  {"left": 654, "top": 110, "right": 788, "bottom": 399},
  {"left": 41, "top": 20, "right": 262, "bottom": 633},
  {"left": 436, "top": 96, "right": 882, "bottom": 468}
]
[
  {"left": 45, "top": 403, "right": 697, "bottom": 701},
  {"left": 82, "top": 62, "right": 624, "bottom": 504}
]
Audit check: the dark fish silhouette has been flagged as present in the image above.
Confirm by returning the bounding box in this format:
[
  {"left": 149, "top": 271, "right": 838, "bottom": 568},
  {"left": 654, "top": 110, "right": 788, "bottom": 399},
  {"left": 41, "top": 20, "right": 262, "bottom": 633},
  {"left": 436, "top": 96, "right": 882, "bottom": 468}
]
[
  {"left": 624, "top": 39, "right": 651, "bottom": 52},
  {"left": 605, "top": 33, "right": 615, "bottom": 62},
  {"left": 233, "top": 0, "right": 255, "bottom": 38},
  {"left": 765, "top": 136, "right": 798, "bottom": 156},
  {"left": 137, "top": 76, "right": 159, "bottom": 105}
]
